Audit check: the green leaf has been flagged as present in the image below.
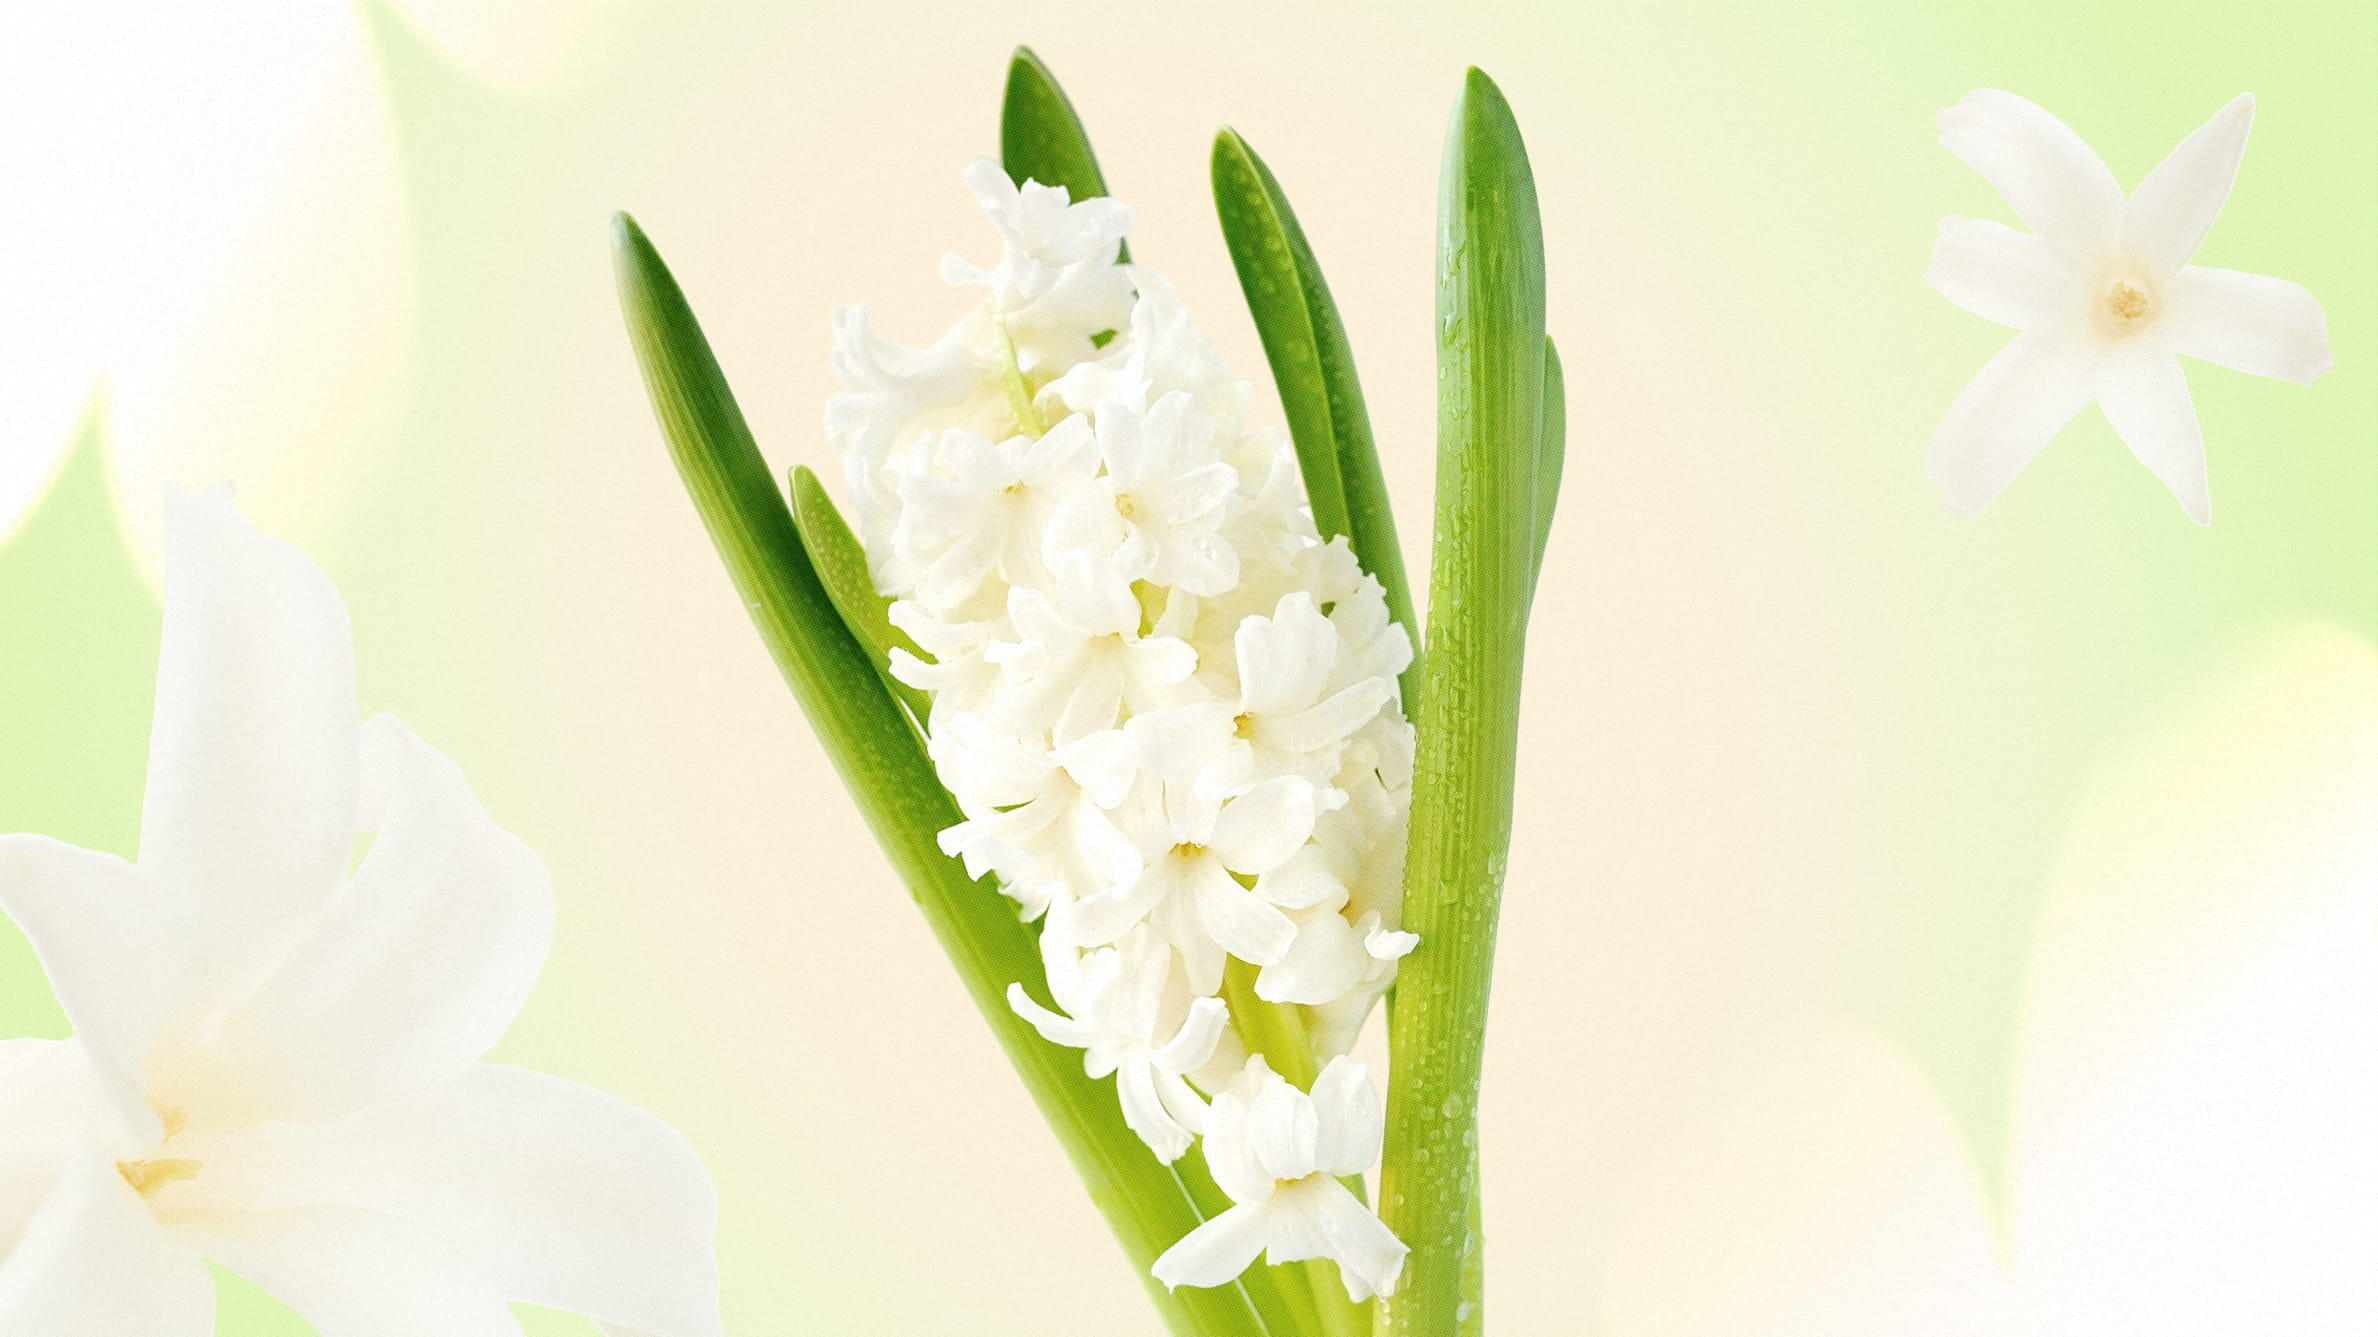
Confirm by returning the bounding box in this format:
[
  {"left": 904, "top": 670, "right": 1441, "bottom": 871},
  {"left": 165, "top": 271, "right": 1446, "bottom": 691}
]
[
  {"left": 611, "top": 213, "right": 1266, "bottom": 1337},
  {"left": 1002, "top": 46, "right": 1129, "bottom": 263},
  {"left": 1377, "top": 67, "right": 1548, "bottom": 1337},
  {"left": 1211, "top": 131, "right": 1420, "bottom": 713},
  {"left": 1532, "top": 335, "right": 1566, "bottom": 591},
  {"left": 787, "top": 465, "right": 931, "bottom": 726}
]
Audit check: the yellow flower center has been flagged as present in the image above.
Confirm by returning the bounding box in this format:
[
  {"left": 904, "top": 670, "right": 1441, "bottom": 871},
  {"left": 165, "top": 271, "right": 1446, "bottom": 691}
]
[
  {"left": 2103, "top": 280, "right": 2153, "bottom": 325},
  {"left": 116, "top": 1104, "right": 201, "bottom": 1199},
  {"left": 118, "top": 1157, "right": 203, "bottom": 1198}
]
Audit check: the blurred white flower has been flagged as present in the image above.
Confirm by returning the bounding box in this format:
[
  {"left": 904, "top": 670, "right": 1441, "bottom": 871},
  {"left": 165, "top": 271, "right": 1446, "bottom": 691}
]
[
  {"left": 1152, "top": 1055, "right": 1408, "bottom": 1301},
  {"left": 1926, "top": 90, "right": 2332, "bottom": 523},
  {"left": 0, "top": 1, "right": 626, "bottom": 550},
  {"left": 0, "top": 491, "right": 719, "bottom": 1337},
  {"left": 1594, "top": 627, "right": 2378, "bottom": 1336}
]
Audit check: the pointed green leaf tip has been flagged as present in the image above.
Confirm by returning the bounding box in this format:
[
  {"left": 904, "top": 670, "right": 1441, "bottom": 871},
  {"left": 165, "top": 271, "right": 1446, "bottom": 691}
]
[
  {"left": 787, "top": 464, "right": 931, "bottom": 726},
  {"left": 610, "top": 210, "right": 1270, "bottom": 1337},
  {"left": 1380, "top": 65, "right": 1549, "bottom": 1337},
  {"left": 1002, "top": 46, "right": 1129, "bottom": 263},
  {"left": 1210, "top": 127, "right": 1420, "bottom": 710}
]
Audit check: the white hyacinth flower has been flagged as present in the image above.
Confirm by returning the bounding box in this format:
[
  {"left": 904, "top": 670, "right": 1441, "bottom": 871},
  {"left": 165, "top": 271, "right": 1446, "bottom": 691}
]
[
  {"left": 1006, "top": 928, "right": 1229, "bottom": 1163},
  {"left": 1152, "top": 1056, "right": 1408, "bottom": 1301},
  {"left": 826, "top": 158, "right": 1417, "bottom": 1302},
  {"left": 0, "top": 491, "right": 719, "bottom": 1337},
  {"left": 1072, "top": 777, "right": 1323, "bottom": 994},
  {"left": 1926, "top": 90, "right": 2333, "bottom": 523}
]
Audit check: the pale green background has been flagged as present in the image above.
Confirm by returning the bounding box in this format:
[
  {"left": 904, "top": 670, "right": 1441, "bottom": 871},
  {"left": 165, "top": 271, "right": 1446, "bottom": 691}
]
[{"left": 1, "top": 0, "right": 2371, "bottom": 1332}]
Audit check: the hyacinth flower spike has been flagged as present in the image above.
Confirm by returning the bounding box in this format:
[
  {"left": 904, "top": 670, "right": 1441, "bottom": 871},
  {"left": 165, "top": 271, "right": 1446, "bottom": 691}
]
[{"left": 616, "top": 48, "right": 1558, "bottom": 1337}]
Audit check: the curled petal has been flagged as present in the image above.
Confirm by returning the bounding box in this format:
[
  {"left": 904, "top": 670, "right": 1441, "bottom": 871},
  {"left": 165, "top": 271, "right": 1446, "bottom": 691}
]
[
  {"left": 2124, "top": 94, "right": 2253, "bottom": 280},
  {"left": 2095, "top": 344, "right": 2209, "bottom": 525},
  {"left": 1116, "top": 1059, "right": 1195, "bottom": 1163},
  {"left": 1151, "top": 996, "right": 1230, "bottom": 1075},
  {"left": 1937, "top": 90, "right": 2124, "bottom": 255},
  {"left": 2162, "top": 266, "right": 2332, "bottom": 385},
  {"left": 1927, "top": 329, "right": 2103, "bottom": 517},
  {"left": 1926, "top": 216, "right": 2076, "bottom": 330}
]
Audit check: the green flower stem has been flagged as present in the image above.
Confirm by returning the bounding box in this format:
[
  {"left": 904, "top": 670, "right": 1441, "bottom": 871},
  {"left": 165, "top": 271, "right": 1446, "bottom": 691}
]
[
  {"left": 1211, "top": 128, "right": 1419, "bottom": 711},
  {"left": 613, "top": 213, "right": 1269, "bottom": 1337},
  {"left": 1376, "top": 68, "right": 1547, "bottom": 1337}
]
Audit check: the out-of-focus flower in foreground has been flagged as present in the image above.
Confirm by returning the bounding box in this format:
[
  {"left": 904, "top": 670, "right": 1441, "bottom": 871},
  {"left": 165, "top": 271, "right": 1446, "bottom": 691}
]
[
  {"left": 0, "top": 491, "right": 719, "bottom": 1337},
  {"left": 1925, "top": 90, "right": 2332, "bottom": 523},
  {"left": 1593, "top": 626, "right": 2378, "bottom": 1336}
]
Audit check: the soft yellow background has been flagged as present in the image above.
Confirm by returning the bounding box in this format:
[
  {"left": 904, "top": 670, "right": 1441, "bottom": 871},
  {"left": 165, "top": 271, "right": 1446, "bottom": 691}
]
[{"left": 1, "top": 1, "right": 2371, "bottom": 1332}]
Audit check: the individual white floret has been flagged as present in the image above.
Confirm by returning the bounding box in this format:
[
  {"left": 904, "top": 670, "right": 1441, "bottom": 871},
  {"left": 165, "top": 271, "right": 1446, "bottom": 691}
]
[
  {"left": 1007, "top": 927, "right": 1228, "bottom": 1163},
  {"left": 1152, "top": 1056, "right": 1407, "bottom": 1301}
]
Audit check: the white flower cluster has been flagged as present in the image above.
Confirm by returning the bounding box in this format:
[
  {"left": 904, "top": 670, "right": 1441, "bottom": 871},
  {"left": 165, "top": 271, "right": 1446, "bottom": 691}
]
[{"left": 826, "top": 161, "right": 1416, "bottom": 1300}]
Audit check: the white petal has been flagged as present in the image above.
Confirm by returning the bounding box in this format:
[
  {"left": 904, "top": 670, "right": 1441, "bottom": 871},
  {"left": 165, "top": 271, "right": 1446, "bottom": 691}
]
[
  {"left": 1245, "top": 1071, "right": 1320, "bottom": 1183},
  {"left": 1116, "top": 1058, "right": 1194, "bottom": 1162},
  {"left": 1255, "top": 908, "right": 1368, "bottom": 1006},
  {"left": 0, "top": 1041, "right": 136, "bottom": 1221},
  {"left": 191, "top": 716, "right": 553, "bottom": 1123},
  {"left": 1208, "top": 777, "right": 1317, "bottom": 876},
  {"left": 1308, "top": 1057, "right": 1384, "bottom": 1176},
  {"left": 1927, "top": 329, "right": 2103, "bottom": 517},
  {"left": 2094, "top": 343, "right": 2209, "bottom": 524},
  {"left": 2161, "top": 265, "right": 2333, "bottom": 385},
  {"left": 1277, "top": 1175, "right": 1407, "bottom": 1301},
  {"left": 1253, "top": 845, "right": 1347, "bottom": 912},
  {"left": 1937, "top": 90, "right": 2124, "bottom": 255},
  {"left": 0, "top": 1156, "right": 214, "bottom": 1336},
  {"left": 175, "top": 1204, "right": 523, "bottom": 1337},
  {"left": 1265, "top": 679, "right": 1394, "bottom": 756},
  {"left": 1006, "top": 982, "right": 1102, "bottom": 1051},
  {"left": 1198, "top": 1085, "right": 1275, "bottom": 1205},
  {"left": 140, "top": 489, "right": 356, "bottom": 937},
  {"left": 1925, "top": 216, "right": 2077, "bottom": 329},
  {"left": 1151, "top": 1202, "right": 1272, "bottom": 1291},
  {"left": 1194, "top": 865, "right": 1298, "bottom": 967},
  {"left": 0, "top": 837, "right": 192, "bottom": 1128},
  {"left": 213, "top": 1064, "right": 720, "bottom": 1337},
  {"left": 1151, "top": 996, "right": 1230, "bottom": 1075},
  {"left": 1235, "top": 594, "right": 1330, "bottom": 717},
  {"left": 2123, "top": 93, "right": 2253, "bottom": 280}
]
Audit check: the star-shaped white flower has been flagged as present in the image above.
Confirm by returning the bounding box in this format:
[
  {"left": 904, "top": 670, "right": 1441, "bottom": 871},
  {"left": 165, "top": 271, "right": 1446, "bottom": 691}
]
[
  {"left": 1151, "top": 1054, "right": 1407, "bottom": 1302},
  {"left": 0, "top": 491, "right": 719, "bottom": 1337},
  {"left": 1926, "top": 90, "right": 2332, "bottom": 523}
]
